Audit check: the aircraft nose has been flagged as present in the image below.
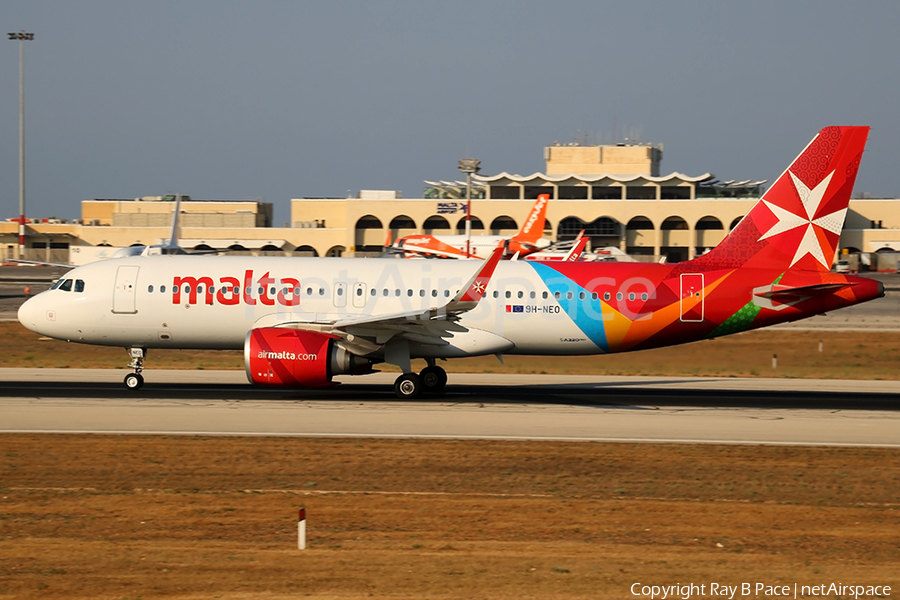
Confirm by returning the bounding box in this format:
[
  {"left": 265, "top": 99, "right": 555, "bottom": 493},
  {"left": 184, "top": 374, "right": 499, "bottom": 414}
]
[{"left": 17, "top": 294, "right": 53, "bottom": 334}]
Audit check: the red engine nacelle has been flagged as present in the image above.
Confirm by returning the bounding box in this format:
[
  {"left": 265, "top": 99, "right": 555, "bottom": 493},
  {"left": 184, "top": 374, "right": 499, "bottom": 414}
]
[{"left": 244, "top": 328, "right": 374, "bottom": 387}]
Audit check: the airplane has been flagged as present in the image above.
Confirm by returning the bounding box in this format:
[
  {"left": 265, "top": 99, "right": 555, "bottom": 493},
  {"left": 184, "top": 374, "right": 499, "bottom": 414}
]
[
  {"left": 520, "top": 230, "right": 590, "bottom": 262},
  {"left": 18, "top": 126, "right": 883, "bottom": 400},
  {"left": 389, "top": 193, "right": 552, "bottom": 258}
]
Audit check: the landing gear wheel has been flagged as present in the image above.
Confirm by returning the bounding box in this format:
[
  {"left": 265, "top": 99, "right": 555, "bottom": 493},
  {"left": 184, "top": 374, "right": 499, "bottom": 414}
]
[
  {"left": 124, "top": 372, "right": 144, "bottom": 391},
  {"left": 420, "top": 365, "right": 447, "bottom": 391},
  {"left": 394, "top": 373, "right": 423, "bottom": 399}
]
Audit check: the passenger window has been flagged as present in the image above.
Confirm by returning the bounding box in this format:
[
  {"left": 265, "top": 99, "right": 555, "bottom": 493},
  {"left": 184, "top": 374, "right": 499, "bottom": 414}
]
[
  {"left": 306, "top": 287, "right": 313, "bottom": 296},
  {"left": 419, "top": 289, "right": 425, "bottom": 297},
  {"left": 356, "top": 288, "right": 362, "bottom": 296},
  {"left": 554, "top": 291, "right": 560, "bottom": 300},
  {"left": 566, "top": 292, "right": 573, "bottom": 300},
  {"left": 407, "top": 289, "right": 413, "bottom": 297},
  {"left": 616, "top": 292, "right": 623, "bottom": 301},
  {"left": 383, "top": 289, "right": 389, "bottom": 297},
  {"left": 579, "top": 292, "right": 585, "bottom": 300},
  {"left": 59, "top": 279, "right": 73, "bottom": 292},
  {"left": 628, "top": 293, "right": 635, "bottom": 301},
  {"left": 542, "top": 291, "right": 548, "bottom": 299},
  {"left": 318, "top": 288, "right": 325, "bottom": 296},
  {"left": 444, "top": 290, "right": 450, "bottom": 297},
  {"left": 591, "top": 292, "right": 598, "bottom": 300},
  {"left": 517, "top": 291, "right": 523, "bottom": 299},
  {"left": 198, "top": 286, "right": 204, "bottom": 294},
  {"left": 431, "top": 289, "right": 437, "bottom": 297},
  {"left": 492, "top": 291, "right": 498, "bottom": 298},
  {"left": 337, "top": 287, "right": 344, "bottom": 296},
  {"left": 604, "top": 292, "right": 611, "bottom": 301},
  {"left": 641, "top": 293, "right": 649, "bottom": 301},
  {"left": 161, "top": 285, "right": 166, "bottom": 293},
  {"left": 395, "top": 289, "right": 400, "bottom": 297},
  {"left": 75, "top": 280, "right": 85, "bottom": 293},
  {"left": 148, "top": 285, "right": 154, "bottom": 293},
  {"left": 234, "top": 287, "right": 239, "bottom": 294},
  {"left": 530, "top": 291, "right": 535, "bottom": 299},
  {"left": 505, "top": 291, "right": 511, "bottom": 299},
  {"left": 370, "top": 288, "right": 376, "bottom": 296}
]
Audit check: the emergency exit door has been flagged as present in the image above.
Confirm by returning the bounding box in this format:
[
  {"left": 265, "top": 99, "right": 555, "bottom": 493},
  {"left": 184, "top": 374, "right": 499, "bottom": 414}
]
[
  {"left": 679, "top": 273, "right": 704, "bottom": 323},
  {"left": 112, "top": 265, "right": 140, "bottom": 314}
]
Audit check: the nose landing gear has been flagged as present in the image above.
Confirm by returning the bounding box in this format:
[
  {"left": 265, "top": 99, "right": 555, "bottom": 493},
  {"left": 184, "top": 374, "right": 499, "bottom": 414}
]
[{"left": 124, "top": 347, "right": 146, "bottom": 390}]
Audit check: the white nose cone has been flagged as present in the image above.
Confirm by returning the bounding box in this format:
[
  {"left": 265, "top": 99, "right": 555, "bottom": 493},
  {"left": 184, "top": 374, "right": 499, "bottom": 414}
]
[{"left": 17, "top": 295, "right": 45, "bottom": 334}]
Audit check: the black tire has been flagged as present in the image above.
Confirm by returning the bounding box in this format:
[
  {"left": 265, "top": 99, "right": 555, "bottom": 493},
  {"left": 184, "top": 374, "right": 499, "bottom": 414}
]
[
  {"left": 393, "top": 373, "right": 423, "bottom": 399},
  {"left": 124, "top": 372, "right": 144, "bottom": 391},
  {"left": 420, "top": 365, "right": 447, "bottom": 391}
]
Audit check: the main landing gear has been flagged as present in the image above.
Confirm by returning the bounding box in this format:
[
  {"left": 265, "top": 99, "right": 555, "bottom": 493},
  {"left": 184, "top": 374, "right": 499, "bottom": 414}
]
[
  {"left": 392, "top": 363, "right": 447, "bottom": 399},
  {"left": 124, "top": 347, "right": 145, "bottom": 391}
]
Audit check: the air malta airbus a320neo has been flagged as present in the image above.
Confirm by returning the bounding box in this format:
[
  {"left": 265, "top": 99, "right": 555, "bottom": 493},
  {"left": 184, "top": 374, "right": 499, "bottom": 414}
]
[{"left": 18, "top": 127, "right": 884, "bottom": 399}]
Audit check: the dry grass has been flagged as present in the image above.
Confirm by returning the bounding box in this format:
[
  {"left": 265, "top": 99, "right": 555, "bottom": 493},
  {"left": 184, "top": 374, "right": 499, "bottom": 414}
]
[
  {"left": 1, "top": 435, "right": 899, "bottom": 598},
  {"left": 3, "top": 321, "right": 900, "bottom": 380}
]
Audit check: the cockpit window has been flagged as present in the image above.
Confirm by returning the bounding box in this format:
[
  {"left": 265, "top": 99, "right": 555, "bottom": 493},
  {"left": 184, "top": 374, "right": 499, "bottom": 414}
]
[
  {"left": 50, "top": 279, "right": 63, "bottom": 290},
  {"left": 58, "top": 279, "right": 73, "bottom": 292},
  {"left": 74, "top": 279, "right": 85, "bottom": 293}
]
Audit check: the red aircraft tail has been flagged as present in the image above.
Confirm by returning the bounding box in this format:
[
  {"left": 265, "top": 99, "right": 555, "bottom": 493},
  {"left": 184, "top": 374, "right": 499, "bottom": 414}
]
[{"left": 691, "top": 126, "right": 869, "bottom": 272}]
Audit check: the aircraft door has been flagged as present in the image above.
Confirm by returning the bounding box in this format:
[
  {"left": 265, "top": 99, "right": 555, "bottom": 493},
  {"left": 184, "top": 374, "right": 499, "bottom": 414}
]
[
  {"left": 333, "top": 282, "right": 347, "bottom": 308},
  {"left": 679, "top": 273, "right": 704, "bottom": 323},
  {"left": 352, "top": 282, "right": 367, "bottom": 308},
  {"left": 112, "top": 265, "right": 140, "bottom": 314}
]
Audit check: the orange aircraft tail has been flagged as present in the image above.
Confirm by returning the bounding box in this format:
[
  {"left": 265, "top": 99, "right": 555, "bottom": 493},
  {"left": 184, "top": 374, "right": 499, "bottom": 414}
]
[{"left": 510, "top": 194, "right": 550, "bottom": 244}]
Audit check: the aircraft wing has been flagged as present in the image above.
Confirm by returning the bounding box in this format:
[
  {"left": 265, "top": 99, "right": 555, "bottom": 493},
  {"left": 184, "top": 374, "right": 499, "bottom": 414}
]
[
  {"left": 277, "top": 246, "right": 504, "bottom": 353},
  {"left": 6, "top": 258, "right": 72, "bottom": 268},
  {"left": 394, "top": 242, "right": 469, "bottom": 259}
]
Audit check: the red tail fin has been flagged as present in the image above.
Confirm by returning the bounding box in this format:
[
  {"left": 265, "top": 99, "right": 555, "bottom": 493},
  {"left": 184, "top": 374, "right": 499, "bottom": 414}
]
[
  {"left": 691, "top": 126, "right": 869, "bottom": 272},
  {"left": 511, "top": 194, "right": 550, "bottom": 244},
  {"left": 563, "top": 230, "right": 588, "bottom": 261}
]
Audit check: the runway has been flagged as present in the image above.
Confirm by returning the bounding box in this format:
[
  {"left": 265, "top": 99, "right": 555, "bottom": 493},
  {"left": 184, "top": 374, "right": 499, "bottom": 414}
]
[{"left": 1, "top": 369, "right": 899, "bottom": 447}]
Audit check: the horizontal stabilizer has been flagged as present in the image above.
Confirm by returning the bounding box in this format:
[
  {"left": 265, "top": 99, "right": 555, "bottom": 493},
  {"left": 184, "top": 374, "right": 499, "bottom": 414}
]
[{"left": 754, "top": 282, "right": 851, "bottom": 303}]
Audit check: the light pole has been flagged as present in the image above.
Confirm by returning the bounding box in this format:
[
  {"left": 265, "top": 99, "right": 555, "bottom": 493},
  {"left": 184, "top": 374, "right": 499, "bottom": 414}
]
[
  {"left": 8, "top": 30, "right": 34, "bottom": 260},
  {"left": 458, "top": 158, "right": 480, "bottom": 258}
]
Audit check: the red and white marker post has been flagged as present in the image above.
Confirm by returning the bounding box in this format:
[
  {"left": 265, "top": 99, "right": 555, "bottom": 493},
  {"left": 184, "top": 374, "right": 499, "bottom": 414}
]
[{"left": 298, "top": 508, "right": 306, "bottom": 550}]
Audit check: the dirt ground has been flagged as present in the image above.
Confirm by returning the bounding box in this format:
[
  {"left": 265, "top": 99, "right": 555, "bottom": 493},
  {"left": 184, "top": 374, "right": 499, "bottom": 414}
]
[
  {"left": 1, "top": 435, "right": 898, "bottom": 599},
  {"left": 3, "top": 321, "right": 900, "bottom": 380}
]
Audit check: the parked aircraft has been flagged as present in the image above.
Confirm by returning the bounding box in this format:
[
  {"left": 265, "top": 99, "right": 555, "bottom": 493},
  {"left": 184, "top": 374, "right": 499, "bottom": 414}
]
[
  {"left": 18, "top": 127, "right": 882, "bottom": 399},
  {"left": 389, "top": 193, "right": 551, "bottom": 258}
]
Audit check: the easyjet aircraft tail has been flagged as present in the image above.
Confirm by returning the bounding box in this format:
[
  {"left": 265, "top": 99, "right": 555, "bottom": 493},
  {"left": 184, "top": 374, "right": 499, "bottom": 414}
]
[
  {"left": 691, "top": 126, "right": 869, "bottom": 272},
  {"left": 510, "top": 193, "right": 550, "bottom": 244}
]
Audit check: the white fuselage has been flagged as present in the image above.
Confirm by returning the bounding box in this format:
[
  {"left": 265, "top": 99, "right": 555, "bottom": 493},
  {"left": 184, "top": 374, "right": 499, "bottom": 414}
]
[{"left": 17, "top": 255, "right": 614, "bottom": 358}]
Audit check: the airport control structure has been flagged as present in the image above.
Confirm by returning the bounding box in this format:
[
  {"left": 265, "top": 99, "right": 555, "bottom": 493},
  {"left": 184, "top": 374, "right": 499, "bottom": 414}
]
[{"left": 2, "top": 139, "right": 899, "bottom": 268}]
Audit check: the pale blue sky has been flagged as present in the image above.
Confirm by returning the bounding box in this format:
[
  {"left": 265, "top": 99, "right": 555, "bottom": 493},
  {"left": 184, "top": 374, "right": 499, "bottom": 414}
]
[{"left": 2, "top": 1, "right": 899, "bottom": 224}]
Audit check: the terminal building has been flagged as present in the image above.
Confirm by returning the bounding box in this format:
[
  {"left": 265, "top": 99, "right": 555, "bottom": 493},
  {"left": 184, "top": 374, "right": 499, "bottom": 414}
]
[{"left": 2, "top": 141, "right": 899, "bottom": 265}]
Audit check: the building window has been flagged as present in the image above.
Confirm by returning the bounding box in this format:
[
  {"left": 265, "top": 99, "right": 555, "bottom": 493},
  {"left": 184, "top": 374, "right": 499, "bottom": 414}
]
[
  {"left": 558, "top": 186, "right": 588, "bottom": 200},
  {"left": 592, "top": 187, "right": 622, "bottom": 200},
  {"left": 490, "top": 186, "right": 520, "bottom": 200},
  {"left": 626, "top": 187, "right": 657, "bottom": 200}
]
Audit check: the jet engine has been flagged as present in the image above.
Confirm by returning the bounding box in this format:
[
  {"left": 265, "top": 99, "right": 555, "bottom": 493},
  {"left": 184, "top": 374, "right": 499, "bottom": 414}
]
[{"left": 244, "top": 328, "right": 374, "bottom": 387}]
